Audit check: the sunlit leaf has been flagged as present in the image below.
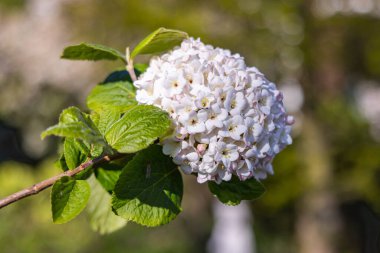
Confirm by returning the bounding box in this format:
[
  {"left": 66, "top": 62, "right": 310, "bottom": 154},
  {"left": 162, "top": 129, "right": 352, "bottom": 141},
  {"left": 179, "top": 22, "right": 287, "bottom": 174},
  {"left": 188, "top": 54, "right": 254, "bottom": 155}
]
[
  {"left": 51, "top": 178, "right": 90, "bottom": 224},
  {"left": 130, "top": 27, "right": 188, "bottom": 59},
  {"left": 64, "top": 138, "right": 89, "bottom": 170},
  {"left": 105, "top": 105, "right": 171, "bottom": 153},
  {"left": 86, "top": 82, "right": 136, "bottom": 113},
  {"left": 41, "top": 107, "right": 105, "bottom": 146},
  {"left": 93, "top": 110, "right": 121, "bottom": 137}
]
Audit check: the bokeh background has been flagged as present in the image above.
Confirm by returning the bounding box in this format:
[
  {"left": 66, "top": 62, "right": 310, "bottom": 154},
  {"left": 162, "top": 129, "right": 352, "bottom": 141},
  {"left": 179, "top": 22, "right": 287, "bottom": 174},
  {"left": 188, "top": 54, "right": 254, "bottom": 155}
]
[{"left": 1, "top": 0, "right": 380, "bottom": 252}]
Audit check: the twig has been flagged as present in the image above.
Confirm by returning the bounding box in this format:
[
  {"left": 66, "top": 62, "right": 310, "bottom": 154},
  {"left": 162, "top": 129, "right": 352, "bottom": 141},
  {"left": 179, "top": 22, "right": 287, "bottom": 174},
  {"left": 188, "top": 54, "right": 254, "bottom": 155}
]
[
  {"left": 0, "top": 154, "right": 119, "bottom": 209},
  {"left": 126, "top": 47, "right": 138, "bottom": 82}
]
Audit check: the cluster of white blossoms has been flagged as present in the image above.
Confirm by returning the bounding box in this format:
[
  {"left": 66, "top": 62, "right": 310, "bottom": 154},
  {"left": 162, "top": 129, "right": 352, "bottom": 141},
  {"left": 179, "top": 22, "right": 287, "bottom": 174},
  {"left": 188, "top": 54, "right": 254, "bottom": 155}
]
[{"left": 134, "top": 38, "right": 294, "bottom": 184}]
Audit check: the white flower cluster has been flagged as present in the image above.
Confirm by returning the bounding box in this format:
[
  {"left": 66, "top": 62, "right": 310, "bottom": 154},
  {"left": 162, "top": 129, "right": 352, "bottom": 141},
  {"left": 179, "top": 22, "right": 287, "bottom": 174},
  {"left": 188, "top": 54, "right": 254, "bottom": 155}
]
[{"left": 134, "top": 38, "right": 293, "bottom": 184}]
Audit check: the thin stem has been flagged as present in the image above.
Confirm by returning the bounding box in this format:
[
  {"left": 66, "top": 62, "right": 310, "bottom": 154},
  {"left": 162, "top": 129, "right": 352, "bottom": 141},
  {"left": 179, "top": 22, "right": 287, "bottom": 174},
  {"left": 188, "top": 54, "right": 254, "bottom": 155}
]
[
  {"left": 126, "top": 47, "right": 137, "bottom": 82},
  {"left": 0, "top": 154, "right": 121, "bottom": 209}
]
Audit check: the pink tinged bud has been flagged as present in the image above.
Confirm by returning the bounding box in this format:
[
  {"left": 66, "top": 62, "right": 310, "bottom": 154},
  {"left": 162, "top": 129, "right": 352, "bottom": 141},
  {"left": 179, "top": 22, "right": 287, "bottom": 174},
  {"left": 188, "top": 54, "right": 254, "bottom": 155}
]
[
  {"left": 197, "top": 144, "right": 207, "bottom": 155},
  {"left": 286, "top": 115, "right": 295, "bottom": 125}
]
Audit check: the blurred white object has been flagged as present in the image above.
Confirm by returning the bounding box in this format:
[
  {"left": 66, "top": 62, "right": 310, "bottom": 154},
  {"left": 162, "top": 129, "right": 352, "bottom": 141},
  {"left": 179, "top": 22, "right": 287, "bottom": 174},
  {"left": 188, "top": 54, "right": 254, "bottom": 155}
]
[
  {"left": 280, "top": 80, "right": 304, "bottom": 113},
  {"left": 355, "top": 81, "right": 380, "bottom": 141},
  {"left": 313, "top": 0, "right": 379, "bottom": 17},
  {"left": 208, "top": 201, "right": 255, "bottom": 253},
  {"left": 0, "top": 0, "right": 93, "bottom": 91}
]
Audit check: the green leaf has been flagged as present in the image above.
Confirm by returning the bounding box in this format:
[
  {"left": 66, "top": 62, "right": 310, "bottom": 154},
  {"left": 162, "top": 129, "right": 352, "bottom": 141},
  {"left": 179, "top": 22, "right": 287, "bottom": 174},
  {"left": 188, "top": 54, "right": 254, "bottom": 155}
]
[
  {"left": 103, "top": 70, "right": 134, "bottom": 83},
  {"left": 95, "top": 167, "right": 122, "bottom": 192},
  {"left": 41, "top": 107, "right": 105, "bottom": 146},
  {"left": 86, "top": 81, "right": 137, "bottom": 112},
  {"left": 93, "top": 110, "right": 121, "bottom": 137},
  {"left": 134, "top": 63, "right": 148, "bottom": 74},
  {"left": 90, "top": 143, "right": 104, "bottom": 157},
  {"left": 51, "top": 178, "right": 91, "bottom": 224},
  {"left": 90, "top": 111, "right": 100, "bottom": 126},
  {"left": 130, "top": 27, "right": 188, "bottom": 59},
  {"left": 63, "top": 137, "right": 103, "bottom": 178},
  {"left": 208, "top": 176, "right": 266, "bottom": 206},
  {"left": 112, "top": 145, "right": 183, "bottom": 227},
  {"left": 102, "top": 66, "right": 146, "bottom": 83},
  {"left": 61, "top": 43, "right": 126, "bottom": 63},
  {"left": 93, "top": 153, "right": 134, "bottom": 192},
  {"left": 64, "top": 138, "right": 89, "bottom": 170},
  {"left": 105, "top": 105, "right": 172, "bottom": 153},
  {"left": 87, "top": 176, "right": 127, "bottom": 234},
  {"left": 55, "top": 152, "right": 69, "bottom": 171}
]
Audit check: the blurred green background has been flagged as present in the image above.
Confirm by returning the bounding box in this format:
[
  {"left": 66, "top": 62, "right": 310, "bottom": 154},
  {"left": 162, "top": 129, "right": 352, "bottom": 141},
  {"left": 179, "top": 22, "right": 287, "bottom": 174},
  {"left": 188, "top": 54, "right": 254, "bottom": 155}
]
[{"left": 1, "top": 0, "right": 380, "bottom": 252}]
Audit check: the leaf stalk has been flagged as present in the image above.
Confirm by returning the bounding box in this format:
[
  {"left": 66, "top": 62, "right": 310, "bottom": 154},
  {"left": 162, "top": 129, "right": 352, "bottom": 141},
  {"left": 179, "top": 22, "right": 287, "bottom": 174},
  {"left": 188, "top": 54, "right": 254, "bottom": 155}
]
[{"left": 126, "top": 47, "right": 138, "bottom": 82}]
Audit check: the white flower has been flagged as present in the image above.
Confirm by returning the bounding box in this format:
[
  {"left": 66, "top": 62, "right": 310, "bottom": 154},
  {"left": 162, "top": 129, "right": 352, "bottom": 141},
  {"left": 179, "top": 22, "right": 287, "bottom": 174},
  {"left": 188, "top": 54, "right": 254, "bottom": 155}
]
[
  {"left": 215, "top": 142, "right": 239, "bottom": 168},
  {"left": 244, "top": 117, "right": 264, "bottom": 145},
  {"left": 205, "top": 104, "right": 228, "bottom": 131},
  {"left": 134, "top": 38, "right": 293, "bottom": 183},
  {"left": 158, "top": 70, "right": 187, "bottom": 97},
  {"left": 182, "top": 111, "right": 207, "bottom": 134},
  {"left": 219, "top": 115, "right": 247, "bottom": 141},
  {"left": 225, "top": 91, "right": 247, "bottom": 115}
]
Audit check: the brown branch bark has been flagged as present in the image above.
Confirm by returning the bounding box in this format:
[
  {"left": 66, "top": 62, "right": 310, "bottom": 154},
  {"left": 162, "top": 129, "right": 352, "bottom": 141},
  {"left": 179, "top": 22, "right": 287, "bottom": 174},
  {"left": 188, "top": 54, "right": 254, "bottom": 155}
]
[{"left": 0, "top": 154, "right": 118, "bottom": 209}]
